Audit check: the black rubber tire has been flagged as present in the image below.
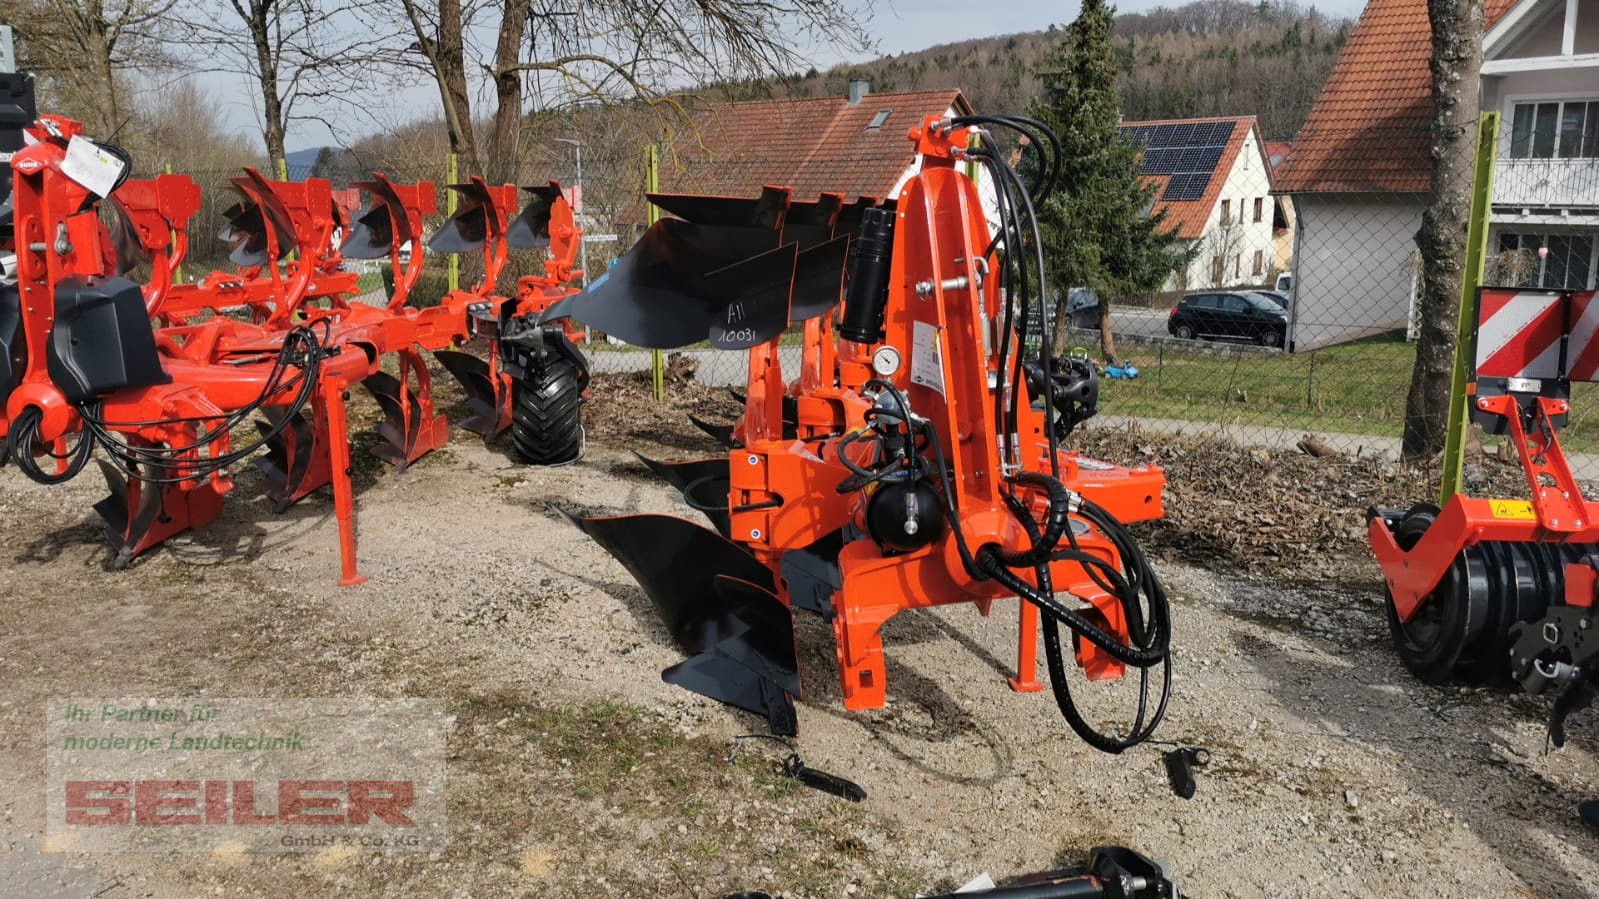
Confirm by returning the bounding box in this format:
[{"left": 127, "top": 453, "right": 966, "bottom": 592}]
[
  {"left": 1260, "top": 328, "right": 1284, "bottom": 348},
  {"left": 508, "top": 357, "right": 584, "bottom": 465},
  {"left": 1383, "top": 504, "right": 1491, "bottom": 683},
  {"left": 1174, "top": 324, "right": 1195, "bottom": 339}
]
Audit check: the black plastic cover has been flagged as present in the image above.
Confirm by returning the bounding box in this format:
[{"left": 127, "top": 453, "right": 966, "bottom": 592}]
[
  {"left": 0, "top": 282, "right": 20, "bottom": 407},
  {"left": 0, "top": 73, "right": 36, "bottom": 207},
  {"left": 47, "top": 276, "right": 170, "bottom": 403}
]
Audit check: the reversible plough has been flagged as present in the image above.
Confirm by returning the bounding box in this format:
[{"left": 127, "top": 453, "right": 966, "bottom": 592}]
[
  {"left": 1371, "top": 284, "right": 1599, "bottom": 742},
  {"left": 0, "top": 111, "right": 589, "bottom": 584},
  {"left": 557, "top": 115, "right": 1176, "bottom": 748}
]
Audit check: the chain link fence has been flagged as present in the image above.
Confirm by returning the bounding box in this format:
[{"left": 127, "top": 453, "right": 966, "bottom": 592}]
[
  {"left": 132, "top": 120, "right": 1599, "bottom": 476},
  {"left": 593, "top": 124, "right": 1599, "bottom": 480}
]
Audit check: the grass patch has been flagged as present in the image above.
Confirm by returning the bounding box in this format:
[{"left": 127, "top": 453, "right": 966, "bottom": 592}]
[{"left": 1104, "top": 333, "right": 1599, "bottom": 452}]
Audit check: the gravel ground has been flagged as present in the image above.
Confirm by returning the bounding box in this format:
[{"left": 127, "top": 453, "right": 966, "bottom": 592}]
[{"left": 1, "top": 371, "right": 1597, "bottom": 898}]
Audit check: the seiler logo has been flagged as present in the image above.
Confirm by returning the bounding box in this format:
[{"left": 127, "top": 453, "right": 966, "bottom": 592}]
[{"left": 64, "top": 779, "right": 415, "bottom": 826}]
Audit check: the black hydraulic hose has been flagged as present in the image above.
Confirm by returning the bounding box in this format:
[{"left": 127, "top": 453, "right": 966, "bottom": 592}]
[
  {"left": 8, "top": 406, "right": 94, "bottom": 485},
  {"left": 78, "top": 323, "right": 328, "bottom": 485},
  {"left": 1002, "top": 491, "right": 1167, "bottom": 753},
  {"left": 921, "top": 417, "right": 1166, "bottom": 668},
  {"left": 988, "top": 470, "right": 1072, "bottom": 569},
  {"left": 975, "top": 541, "right": 1167, "bottom": 668}
]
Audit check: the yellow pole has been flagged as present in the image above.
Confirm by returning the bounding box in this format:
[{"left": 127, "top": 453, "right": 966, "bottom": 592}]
[
  {"left": 1439, "top": 112, "right": 1501, "bottom": 503},
  {"left": 446, "top": 152, "right": 460, "bottom": 294},
  {"left": 648, "top": 144, "right": 664, "bottom": 403},
  {"left": 274, "top": 157, "right": 295, "bottom": 263},
  {"left": 165, "top": 162, "right": 181, "bottom": 285}
]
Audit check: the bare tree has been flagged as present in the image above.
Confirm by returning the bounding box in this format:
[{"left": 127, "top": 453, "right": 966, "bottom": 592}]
[
  {"left": 178, "top": 0, "right": 395, "bottom": 174},
  {"left": 1206, "top": 209, "right": 1246, "bottom": 287},
  {"left": 2, "top": 0, "right": 178, "bottom": 136},
  {"left": 1401, "top": 0, "right": 1483, "bottom": 461},
  {"left": 386, "top": 0, "right": 871, "bottom": 182},
  {"left": 392, "top": 0, "right": 479, "bottom": 174}
]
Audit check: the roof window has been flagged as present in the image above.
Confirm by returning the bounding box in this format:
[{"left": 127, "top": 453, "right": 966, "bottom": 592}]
[{"left": 867, "top": 109, "right": 892, "bottom": 131}]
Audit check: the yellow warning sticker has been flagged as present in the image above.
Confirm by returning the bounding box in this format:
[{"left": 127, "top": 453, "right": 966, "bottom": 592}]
[{"left": 1489, "top": 499, "right": 1536, "bottom": 520}]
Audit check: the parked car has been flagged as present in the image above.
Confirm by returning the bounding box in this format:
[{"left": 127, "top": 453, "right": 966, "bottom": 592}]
[
  {"left": 1275, "top": 272, "right": 1292, "bottom": 292},
  {"left": 1252, "top": 290, "right": 1289, "bottom": 309},
  {"left": 1167, "top": 290, "right": 1288, "bottom": 347},
  {"left": 1066, "top": 287, "right": 1100, "bottom": 328}
]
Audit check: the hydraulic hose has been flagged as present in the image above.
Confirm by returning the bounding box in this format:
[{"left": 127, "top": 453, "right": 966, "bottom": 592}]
[
  {"left": 1002, "top": 491, "right": 1168, "bottom": 753},
  {"left": 921, "top": 417, "right": 1169, "bottom": 669},
  {"left": 987, "top": 470, "right": 1073, "bottom": 569},
  {"left": 6, "top": 405, "right": 95, "bottom": 485}
]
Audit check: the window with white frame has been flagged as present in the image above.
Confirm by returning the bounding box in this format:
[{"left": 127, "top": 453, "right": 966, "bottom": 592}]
[
  {"left": 1508, "top": 100, "right": 1599, "bottom": 159},
  {"left": 1493, "top": 232, "right": 1596, "bottom": 290}
]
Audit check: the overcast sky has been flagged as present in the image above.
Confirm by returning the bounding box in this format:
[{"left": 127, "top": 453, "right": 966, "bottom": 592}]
[{"left": 244, "top": 0, "right": 1369, "bottom": 154}]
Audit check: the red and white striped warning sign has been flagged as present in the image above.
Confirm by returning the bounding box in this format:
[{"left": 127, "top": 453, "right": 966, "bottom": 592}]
[
  {"left": 1475, "top": 289, "right": 1565, "bottom": 380},
  {"left": 1563, "top": 291, "right": 1599, "bottom": 381}
]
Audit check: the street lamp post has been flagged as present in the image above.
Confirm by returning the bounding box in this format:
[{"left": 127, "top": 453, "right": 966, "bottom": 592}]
[{"left": 554, "top": 137, "right": 589, "bottom": 341}]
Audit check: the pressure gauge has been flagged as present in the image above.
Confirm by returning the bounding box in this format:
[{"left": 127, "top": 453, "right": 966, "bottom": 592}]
[{"left": 872, "top": 345, "right": 902, "bottom": 377}]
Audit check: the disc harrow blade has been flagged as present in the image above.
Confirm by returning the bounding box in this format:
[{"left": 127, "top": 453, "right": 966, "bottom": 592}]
[
  {"left": 567, "top": 512, "right": 798, "bottom": 734},
  {"left": 433, "top": 350, "right": 500, "bottom": 436},
  {"left": 363, "top": 371, "right": 423, "bottom": 472}
]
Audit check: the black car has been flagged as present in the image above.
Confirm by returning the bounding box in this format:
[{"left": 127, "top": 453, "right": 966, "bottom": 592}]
[{"left": 1167, "top": 290, "right": 1288, "bottom": 347}]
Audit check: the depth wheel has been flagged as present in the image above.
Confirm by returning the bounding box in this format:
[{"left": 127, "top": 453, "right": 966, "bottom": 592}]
[
  {"left": 508, "top": 357, "right": 584, "bottom": 465},
  {"left": 1382, "top": 504, "right": 1491, "bottom": 683}
]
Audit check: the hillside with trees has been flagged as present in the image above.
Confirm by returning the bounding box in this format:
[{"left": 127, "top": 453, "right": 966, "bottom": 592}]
[{"left": 771, "top": 0, "right": 1351, "bottom": 139}]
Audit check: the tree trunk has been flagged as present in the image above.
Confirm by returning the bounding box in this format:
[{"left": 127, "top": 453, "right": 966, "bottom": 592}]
[
  {"left": 487, "top": 0, "right": 528, "bottom": 184},
  {"left": 1401, "top": 0, "right": 1483, "bottom": 461},
  {"left": 435, "top": 0, "right": 480, "bottom": 176},
  {"left": 1096, "top": 295, "right": 1119, "bottom": 364},
  {"left": 82, "top": 7, "right": 121, "bottom": 137},
  {"left": 1051, "top": 294, "right": 1070, "bottom": 357},
  {"left": 244, "top": 0, "right": 286, "bottom": 174}
]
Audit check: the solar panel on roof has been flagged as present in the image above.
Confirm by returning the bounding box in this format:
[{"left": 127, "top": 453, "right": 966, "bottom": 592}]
[
  {"left": 1162, "top": 172, "right": 1211, "bottom": 201},
  {"left": 1150, "top": 124, "right": 1177, "bottom": 146},
  {"left": 1142, "top": 148, "right": 1179, "bottom": 174}
]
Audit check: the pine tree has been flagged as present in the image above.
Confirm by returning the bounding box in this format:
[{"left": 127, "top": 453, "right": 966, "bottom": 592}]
[{"left": 1030, "top": 0, "right": 1191, "bottom": 363}]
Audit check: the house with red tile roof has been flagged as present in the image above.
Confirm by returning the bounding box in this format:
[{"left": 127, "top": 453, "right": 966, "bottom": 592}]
[
  {"left": 1117, "top": 115, "right": 1287, "bottom": 291},
  {"left": 620, "top": 84, "right": 976, "bottom": 228},
  {"left": 1272, "top": 0, "right": 1595, "bottom": 351}
]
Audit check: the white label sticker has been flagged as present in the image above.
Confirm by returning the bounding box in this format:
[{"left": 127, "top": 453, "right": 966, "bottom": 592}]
[
  {"left": 1505, "top": 376, "right": 1542, "bottom": 393},
  {"left": 61, "top": 135, "right": 126, "bottom": 198},
  {"left": 910, "top": 320, "right": 945, "bottom": 396}
]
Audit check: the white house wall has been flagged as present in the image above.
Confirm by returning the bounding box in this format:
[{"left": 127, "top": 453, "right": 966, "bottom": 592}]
[
  {"left": 1288, "top": 196, "right": 1425, "bottom": 351},
  {"left": 1176, "top": 127, "right": 1279, "bottom": 290}
]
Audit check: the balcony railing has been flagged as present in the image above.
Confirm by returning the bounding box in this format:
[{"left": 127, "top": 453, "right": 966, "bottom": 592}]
[{"left": 1493, "top": 157, "right": 1599, "bottom": 208}]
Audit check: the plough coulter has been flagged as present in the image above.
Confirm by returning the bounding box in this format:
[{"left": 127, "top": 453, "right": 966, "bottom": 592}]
[
  {"left": 560, "top": 115, "right": 1176, "bottom": 748},
  {"left": 0, "top": 111, "right": 589, "bottom": 584},
  {"left": 1371, "top": 285, "right": 1599, "bottom": 742}
]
